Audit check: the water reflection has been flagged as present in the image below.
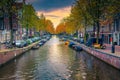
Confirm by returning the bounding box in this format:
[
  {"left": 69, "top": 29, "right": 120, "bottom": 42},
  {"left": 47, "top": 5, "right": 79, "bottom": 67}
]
[
  {"left": 0, "top": 36, "right": 120, "bottom": 80},
  {"left": 70, "top": 51, "right": 120, "bottom": 80},
  {"left": 47, "top": 37, "right": 73, "bottom": 79}
]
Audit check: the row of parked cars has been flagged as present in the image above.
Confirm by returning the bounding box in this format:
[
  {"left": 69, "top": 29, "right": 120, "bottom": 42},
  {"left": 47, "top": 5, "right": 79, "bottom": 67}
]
[
  {"left": 16, "top": 35, "right": 52, "bottom": 48},
  {"left": 32, "top": 35, "right": 51, "bottom": 49},
  {"left": 15, "top": 37, "right": 40, "bottom": 48}
]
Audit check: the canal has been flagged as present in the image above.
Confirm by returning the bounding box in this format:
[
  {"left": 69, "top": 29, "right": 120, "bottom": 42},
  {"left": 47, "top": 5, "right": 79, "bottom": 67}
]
[{"left": 0, "top": 36, "right": 120, "bottom": 80}]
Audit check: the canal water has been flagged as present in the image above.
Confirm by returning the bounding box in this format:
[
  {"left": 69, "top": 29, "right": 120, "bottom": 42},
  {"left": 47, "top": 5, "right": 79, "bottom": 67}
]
[{"left": 0, "top": 36, "right": 120, "bottom": 80}]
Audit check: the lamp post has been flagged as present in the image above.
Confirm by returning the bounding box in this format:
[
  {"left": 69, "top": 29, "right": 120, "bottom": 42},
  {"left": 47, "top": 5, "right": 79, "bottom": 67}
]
[
  {"left": 111, "top": 31, "right": 115, "bottom": 53},
  {"left": 111, "top": 38, "right": 115, "bottom": 53}
]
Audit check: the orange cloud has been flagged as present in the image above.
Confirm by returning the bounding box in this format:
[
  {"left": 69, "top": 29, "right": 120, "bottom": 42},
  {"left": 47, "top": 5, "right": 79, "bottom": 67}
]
[{"left": 37, "top": 6, "right": 71, "bottom": 28}]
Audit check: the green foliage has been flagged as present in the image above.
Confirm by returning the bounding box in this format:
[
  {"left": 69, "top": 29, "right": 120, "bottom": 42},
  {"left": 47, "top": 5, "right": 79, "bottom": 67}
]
[
  {"left": 38, "top": 14, "right": 46, "bottom": 31},
  {"left": 45, "top": 20, "right": 55, "bottom": 34},
  {"left": 64, "top": 17, "right": 78, "bottom": 34},
  {"left": 70, "top": 0, "right": 120, "bottom": 43},
  {"left": 21, "top": 4, "right": 36, "bottom": 29}
]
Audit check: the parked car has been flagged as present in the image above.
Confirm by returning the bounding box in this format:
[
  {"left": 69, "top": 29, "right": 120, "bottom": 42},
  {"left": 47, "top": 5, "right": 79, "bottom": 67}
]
[
  {"left": 15, "top": 40, "right": 24, "bottom": 48},
  {"left": 22, "top": 40, "right": 28, "bottom": 47},
  {"left": 69, "top": 42, "right": 76, "bottom": 48},
  {"left": 31, "top": 38, "right": 36, "bottom": 42},
  {"left": 26, "top": 39, "right": 33, "bottom": 45},
  {"left": 41, "top": 39, "right": 47, "bottom": 43},
  {"left": 38, "top": 42, "right": 44, "bottom": 46},
  {"left": 72, "top": 37, "right": 77, "bottom": 41},
  {"left": 86, "top": 37, "right": 103, "bottom": 47},
  {"left": 77, "top": 38, "right": 84, "bottom": 44}
]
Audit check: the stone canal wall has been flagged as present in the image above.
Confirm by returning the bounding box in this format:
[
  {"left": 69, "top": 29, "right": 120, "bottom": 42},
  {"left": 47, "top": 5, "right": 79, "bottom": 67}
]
[
  {"left": 0, "top": 42, "right": 39, "bottom": 67},
  {"left": 80, "top": 45, "right": 120, "bottom": 69}
]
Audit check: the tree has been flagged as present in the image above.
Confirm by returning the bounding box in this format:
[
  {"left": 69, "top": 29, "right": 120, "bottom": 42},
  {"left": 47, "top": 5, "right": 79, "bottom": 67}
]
[
  {"left": 56, "top": 22, "right": 66, "bottom": 34},
  {"left": 21, "top": 4, "right": 37, "bottom": 38},
  {"left": 6, "top": 0, "right": 17, "bottom": 46},
  {"left": 45, "top": 20, "right": 55, "bottom": 34},
  {"left": 71, "top": 0, "right": 93, "bottom": 42},
  {"left": 38, "top": 14, "right": 46, "bottom": 31},
  {"left": 34, "top": 14, "right": 55, "bottom": 34},
  {"left": 87, "top": 0, "right": 120, "bottom": 43},
  {"left": 70, "top": 0, "right": 120, "bottom": 43},
  {"left": 63, "top": 17, "right": 78, "bottom": 34},
  {"left": 56, "top": 16, "right": 82, "bottom": 35}
]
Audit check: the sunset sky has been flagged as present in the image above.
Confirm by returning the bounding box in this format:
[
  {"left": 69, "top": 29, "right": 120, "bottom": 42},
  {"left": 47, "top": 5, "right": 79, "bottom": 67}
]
[{"left": 26, "top": 0, "right": 75, "bottom": 28}]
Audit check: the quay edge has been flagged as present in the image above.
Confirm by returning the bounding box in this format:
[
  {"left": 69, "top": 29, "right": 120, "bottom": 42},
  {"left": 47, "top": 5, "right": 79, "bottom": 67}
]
[
  {"left": 0, "top": 41, "right": 39, "bottom": 67},
  {"left": 79, "top": 44, "right": 120, "bottom": 70}
]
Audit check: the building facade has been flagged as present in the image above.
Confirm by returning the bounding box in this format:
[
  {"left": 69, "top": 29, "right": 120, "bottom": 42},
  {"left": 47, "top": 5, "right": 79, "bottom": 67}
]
[
  {"left": 99, "top": 13, "right": 120, "bottom": 46},
  {"left": 113, "top": 13, "right": 120, "bottom": 45},
  {"left": 0, "top": 1, "right": 24, "bottom": 43},
  {"left": 79, "top": 13, "right": 120, "bottom": 46}
]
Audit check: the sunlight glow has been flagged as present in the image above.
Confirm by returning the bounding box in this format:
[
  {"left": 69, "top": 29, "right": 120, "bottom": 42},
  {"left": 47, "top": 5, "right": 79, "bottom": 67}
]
[{"left": 37, "top": 6, "right": 71, "bottom": 28}]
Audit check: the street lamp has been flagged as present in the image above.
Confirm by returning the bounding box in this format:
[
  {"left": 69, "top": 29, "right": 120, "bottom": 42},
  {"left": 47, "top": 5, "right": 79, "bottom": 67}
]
[{"left": 111, "top": 30, "right": 115, "bottom": 53}]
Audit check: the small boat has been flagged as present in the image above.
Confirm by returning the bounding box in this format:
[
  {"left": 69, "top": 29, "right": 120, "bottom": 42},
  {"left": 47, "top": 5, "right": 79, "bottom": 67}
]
[
  {"left": 40, "top": 39, "right": 47, "bottom": 43},
  {"left": 68, "top": 42, "right": 76, "bottom": 48},
  {"left": 32, "top": 44, "right": 40, "bottom": 49},
  {"left": 73, "top": 45, "right": 83, "bottom": 51},
  {"left": 38, "top": 42, "right": 44, "bottom": 46},
  {"left": 65, "top": 41, "right": 69, "bottom": 45}
]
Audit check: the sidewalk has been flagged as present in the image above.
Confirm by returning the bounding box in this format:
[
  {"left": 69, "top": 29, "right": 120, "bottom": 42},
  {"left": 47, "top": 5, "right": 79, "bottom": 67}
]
[
  {"left": 97, "top": 44, "right": 120, "bottom": 57},
  {"left": 0, "top": 44, "right": 6, "bottom": 50},
  {"left": 68, "top": 40, "right": 120, "bottom": 69},
  {"left": 0, "top": 41, "right": 40, "bottom": 53},
  {"left": 69, "top": 40, "right": 120, "bottom": 57}
]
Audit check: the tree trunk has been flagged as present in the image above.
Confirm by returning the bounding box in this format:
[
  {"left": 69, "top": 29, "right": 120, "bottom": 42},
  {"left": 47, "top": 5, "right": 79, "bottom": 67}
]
[
  {"left": 26, "top": 24, "right": 28, "bottom": 39},
  {"left": 8, "top": 0, "right": 16, "bottom": 48},
  {"left": 84, "top": 18, "right": 87, "bottom": 43},
  {"left": 93, "top": 22, "right": 96, "bottom": 37},
  {"left": 84, "top": 25, "right": 87, "bottom": 43},
  {"left": 96, "top": 21, "right": 100, "bottom": 44},
  {"left": 9, "top": 10, "right": 14, "bottom": 47}
]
